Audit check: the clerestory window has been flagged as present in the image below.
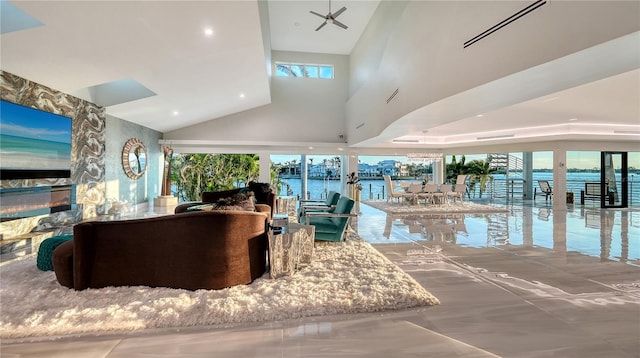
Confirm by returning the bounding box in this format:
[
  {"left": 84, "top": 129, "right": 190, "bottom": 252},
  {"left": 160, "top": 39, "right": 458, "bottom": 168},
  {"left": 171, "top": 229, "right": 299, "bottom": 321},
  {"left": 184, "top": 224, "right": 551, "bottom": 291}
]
[{"left": 275, "top": 62, "right": 334, "bottom": 79}]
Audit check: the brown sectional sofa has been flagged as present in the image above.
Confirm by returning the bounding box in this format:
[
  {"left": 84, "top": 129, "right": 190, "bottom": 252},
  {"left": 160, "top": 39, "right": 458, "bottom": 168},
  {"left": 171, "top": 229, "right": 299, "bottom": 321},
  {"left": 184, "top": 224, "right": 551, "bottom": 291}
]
[{"left": 52, "top": 210, "right": 269, "bottom": 291}]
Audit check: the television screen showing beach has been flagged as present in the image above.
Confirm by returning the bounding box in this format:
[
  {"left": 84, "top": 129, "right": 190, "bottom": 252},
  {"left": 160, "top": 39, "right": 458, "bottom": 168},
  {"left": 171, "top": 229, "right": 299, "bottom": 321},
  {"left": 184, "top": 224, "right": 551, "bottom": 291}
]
[{"left": 0, "top": 100, "right": 72, "bottom": 171}]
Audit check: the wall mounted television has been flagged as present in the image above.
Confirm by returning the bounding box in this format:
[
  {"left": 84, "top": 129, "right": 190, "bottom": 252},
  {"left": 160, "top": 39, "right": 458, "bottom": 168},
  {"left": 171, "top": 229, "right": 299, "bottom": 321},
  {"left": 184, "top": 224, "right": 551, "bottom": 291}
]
[{"left": 0, "top": 100, "right": 72, "bottom": 179}]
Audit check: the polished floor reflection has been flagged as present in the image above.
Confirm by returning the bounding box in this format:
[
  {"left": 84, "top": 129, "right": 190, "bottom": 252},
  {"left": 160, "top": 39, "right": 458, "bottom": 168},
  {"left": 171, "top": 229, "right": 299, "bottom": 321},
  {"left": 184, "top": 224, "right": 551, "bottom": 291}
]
[
  {"left": 366, "top": 204, "right": 639, "bottom": 264},
  {"left": 2, "top": 201, "right": 639, "bottom": 357}
]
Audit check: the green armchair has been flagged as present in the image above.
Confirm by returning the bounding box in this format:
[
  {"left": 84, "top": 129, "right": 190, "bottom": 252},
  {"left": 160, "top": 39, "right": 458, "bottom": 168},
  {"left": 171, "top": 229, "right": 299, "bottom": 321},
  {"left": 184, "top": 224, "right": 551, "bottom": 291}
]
[
  {"left": 305, "top": 196, "right": 356, "bottom": 242},
  {"left": 298, "top": 191, "right": 341, "bottom": 221}
]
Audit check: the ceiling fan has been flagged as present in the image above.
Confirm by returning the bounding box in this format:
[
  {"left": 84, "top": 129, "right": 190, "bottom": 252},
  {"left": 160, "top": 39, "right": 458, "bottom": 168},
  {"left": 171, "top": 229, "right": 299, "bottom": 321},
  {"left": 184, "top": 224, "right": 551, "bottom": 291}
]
[{"left": 310, "top": 0, "right": 348, "bottom": 31}]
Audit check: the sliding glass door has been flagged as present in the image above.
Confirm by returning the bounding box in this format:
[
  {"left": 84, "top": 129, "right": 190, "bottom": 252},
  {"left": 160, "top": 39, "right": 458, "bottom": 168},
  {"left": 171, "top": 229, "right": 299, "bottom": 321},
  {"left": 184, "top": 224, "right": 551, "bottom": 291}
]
[{"left": 601, "top": 152, "right": 628, "bottom": 208}]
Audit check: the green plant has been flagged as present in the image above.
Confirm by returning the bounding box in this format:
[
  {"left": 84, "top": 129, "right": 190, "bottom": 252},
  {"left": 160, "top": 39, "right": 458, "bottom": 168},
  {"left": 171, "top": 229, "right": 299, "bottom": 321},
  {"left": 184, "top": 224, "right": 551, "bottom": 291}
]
[
  {"left": 346, "top": 172, "right": 362, "bottom": 191},
  {"left": 445, "top": 155, "right": 467, "bottom": 183},
  {"left": 270, "top": 162, "right": 283, "bottom": 194},
  {"left": 172, "top": 153, "right": 260, "bottom": 201},
  {"left": 466, "top": 159, "right": 496, "bottom": 198}
]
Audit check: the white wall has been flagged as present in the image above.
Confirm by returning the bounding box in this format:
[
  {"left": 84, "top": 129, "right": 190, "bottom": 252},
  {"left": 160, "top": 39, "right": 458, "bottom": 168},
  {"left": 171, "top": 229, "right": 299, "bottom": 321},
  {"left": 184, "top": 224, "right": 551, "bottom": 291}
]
[
  {"left": 164, "top": 51, "right": 349, "bottom": 146},
  {"left": 105, "top": 115, "right": 163, "bottom": 208}
]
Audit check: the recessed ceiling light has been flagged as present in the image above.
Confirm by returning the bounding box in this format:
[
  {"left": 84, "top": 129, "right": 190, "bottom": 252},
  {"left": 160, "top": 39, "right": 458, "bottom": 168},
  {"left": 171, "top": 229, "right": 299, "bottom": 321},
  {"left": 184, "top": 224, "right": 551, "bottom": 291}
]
[
  {"left": 569, "top": 118, "right": 578, "bottom": 121},
  {"left": 172, "top": 110, "right": 179, "bottom": 116},
  {"left": 204, "top": 28, "right": 214, "bottom": 36},
  {"left": 239, "top": 93, "right": 245, "bottom": 99},
  {"left": 476, "top": 114, "right": 484, "bottom": 117}
]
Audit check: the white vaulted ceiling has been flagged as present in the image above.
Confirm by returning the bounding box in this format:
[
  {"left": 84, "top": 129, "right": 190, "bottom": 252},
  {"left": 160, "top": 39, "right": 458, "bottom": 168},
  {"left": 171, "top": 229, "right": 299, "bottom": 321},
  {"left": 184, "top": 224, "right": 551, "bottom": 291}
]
[
  {"left": 1, "top": 1, "right": 272, "bottom": 132},
  {"left": 0, "top": 0, "right": 377, "bottom": 133}
]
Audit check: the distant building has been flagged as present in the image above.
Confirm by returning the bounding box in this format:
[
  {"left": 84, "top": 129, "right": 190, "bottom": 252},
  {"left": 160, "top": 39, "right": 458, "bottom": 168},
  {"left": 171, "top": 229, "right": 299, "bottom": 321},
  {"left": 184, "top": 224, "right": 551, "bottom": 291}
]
[
  {"left": 278, "top": 158, "right": 409, "bottom": 179},
  {"left": 377, "top": 160, "right": 401, "bottom": 176},
  {"left": 358, "top": 163, "right": 379, "bottom": 178}
]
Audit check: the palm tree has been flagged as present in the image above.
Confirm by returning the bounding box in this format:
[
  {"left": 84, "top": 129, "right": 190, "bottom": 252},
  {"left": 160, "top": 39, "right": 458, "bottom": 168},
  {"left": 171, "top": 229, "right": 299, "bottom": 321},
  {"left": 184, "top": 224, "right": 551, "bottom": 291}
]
[
  {"left": 406, "top": 163, "right": 420, "bottom": 178},
  {"left": 175, "top": 154, "right": 211, "bottom": 201},
  {"left": 466, "top": 159, "right": 496, "bottom": 198},
  {"left": 446, "top": 155, "right": 467, "bottom": 183},
  {"left": 275, "top": 64, "right": 310, "bottom": 77},
  {"left": 270, "top": 162, "right": 283, "bottom": 194}
]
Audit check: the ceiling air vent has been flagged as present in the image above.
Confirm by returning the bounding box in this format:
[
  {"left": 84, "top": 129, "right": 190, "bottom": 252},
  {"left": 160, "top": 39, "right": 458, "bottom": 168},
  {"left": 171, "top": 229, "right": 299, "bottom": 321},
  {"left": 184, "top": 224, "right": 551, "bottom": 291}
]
[
  {"left": 392, "top": 139, "right": 419, "bottom": 143},
  {"left": 477, "top": 134, "right": 514, "bottom": 141},
  {"left": 464, "top": 0, "right": 547, "bottom": 49},
  {"left": 614, "top": 130, "right": 640, "bottom": 134},
  {"left": 386, "top": 88, "right": 399, "bottom": 104}
]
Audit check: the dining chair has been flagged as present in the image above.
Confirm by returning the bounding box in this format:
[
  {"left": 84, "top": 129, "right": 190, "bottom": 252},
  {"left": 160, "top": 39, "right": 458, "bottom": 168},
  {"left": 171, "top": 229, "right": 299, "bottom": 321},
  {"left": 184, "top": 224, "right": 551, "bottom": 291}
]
[
  {"left": 447, "top": 183, "right": 467, "bottom": 203},
  {"left": 418, "top": 183, "right": 438, "bottom": 204},
  {"left": 435, "top": 184, "right": 452, "bottom": 204},
  {"left": 405, "top": 183, "right": 423, "bottom": 205},
  {"left": 456, "top": 174, "right": 468, "bottom": 184},
  {"left": 383, "top": 175, "right": 405, "bottom": 204}
]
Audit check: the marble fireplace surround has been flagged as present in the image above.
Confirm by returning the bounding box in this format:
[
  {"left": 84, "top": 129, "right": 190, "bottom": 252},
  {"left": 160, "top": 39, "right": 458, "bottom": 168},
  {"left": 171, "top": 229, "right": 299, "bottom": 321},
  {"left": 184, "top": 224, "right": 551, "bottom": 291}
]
[
  {"left": 0, "top": 71, "right": 106, "bottom": 241},
  {"left": 0, "top": 185, "right": 76, "bottom": 222}
]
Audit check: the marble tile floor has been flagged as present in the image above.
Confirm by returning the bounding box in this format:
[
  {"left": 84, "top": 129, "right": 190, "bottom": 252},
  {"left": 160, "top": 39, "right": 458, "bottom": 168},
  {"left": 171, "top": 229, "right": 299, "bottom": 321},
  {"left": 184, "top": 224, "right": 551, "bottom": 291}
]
[{"left": 2, "top": 202, "right": 639, "bottom": 357}]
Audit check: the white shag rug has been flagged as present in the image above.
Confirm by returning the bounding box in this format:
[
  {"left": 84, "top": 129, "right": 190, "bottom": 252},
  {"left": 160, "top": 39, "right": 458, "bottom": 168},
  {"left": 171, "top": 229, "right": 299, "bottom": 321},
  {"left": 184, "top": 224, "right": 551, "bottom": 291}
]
[
  {"left": 364, "top": 200, "right": 509, "bottom": 214},
  {"left": 0, "top": 239, "right": 439, "bottom": 340}
]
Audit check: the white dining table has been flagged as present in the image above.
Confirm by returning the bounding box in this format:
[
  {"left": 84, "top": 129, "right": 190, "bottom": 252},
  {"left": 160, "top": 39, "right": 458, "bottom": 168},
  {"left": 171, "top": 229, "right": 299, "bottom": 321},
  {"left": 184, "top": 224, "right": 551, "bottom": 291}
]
[{"left": 398, "top": 182, "right": 447, "bottom": 205}]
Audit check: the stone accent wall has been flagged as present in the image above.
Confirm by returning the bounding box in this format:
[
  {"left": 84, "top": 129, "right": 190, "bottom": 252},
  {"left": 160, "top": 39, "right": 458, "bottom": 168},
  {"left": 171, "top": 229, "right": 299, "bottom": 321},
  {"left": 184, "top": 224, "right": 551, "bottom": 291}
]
[{"left": 0, "top": 71, "right": 106, "bottom": 238}]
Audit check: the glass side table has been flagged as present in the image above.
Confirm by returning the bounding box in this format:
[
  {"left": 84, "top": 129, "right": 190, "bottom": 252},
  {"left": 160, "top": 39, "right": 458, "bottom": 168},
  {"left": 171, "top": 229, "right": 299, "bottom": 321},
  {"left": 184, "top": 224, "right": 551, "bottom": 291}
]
[
  {"left": 275, "top": 196, "right": 297, "bottom": 221},
  {"left": 268, "top": 223, "right": 315, "bottom": 279},
  {"left": 271, "top": 213, "right": 289, "bottom": 232}
]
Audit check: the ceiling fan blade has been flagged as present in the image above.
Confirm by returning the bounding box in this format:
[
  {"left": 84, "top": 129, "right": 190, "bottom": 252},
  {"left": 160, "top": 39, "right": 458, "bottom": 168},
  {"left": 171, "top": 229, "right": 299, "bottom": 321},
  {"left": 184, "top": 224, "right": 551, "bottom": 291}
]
[
  {"left": 315, "top": 21, "right": 327, "bottom": 31},
  {"left": 310, "top": 11, "right": 327, "bottom": 19},
  {"left": 332, "top": 19, "right": 348, "bottom": 30},
  {"left": 332, "top": 6, "right": 347, "bottom": 18}
]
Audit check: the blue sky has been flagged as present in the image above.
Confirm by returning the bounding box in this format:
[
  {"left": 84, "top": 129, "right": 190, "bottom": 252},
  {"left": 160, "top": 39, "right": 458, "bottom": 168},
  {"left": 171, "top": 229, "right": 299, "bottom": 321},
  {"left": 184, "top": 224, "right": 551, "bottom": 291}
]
[{"left": 0, "top": 100, "right": 71, "bottom": 143}]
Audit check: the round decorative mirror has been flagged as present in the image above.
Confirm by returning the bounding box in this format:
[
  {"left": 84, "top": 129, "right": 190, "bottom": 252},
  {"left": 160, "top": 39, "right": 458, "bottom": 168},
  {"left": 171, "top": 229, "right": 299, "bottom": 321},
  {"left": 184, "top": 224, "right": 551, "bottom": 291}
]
[{"left": 122, "top": 138, "right": 147, "bottom": 180}]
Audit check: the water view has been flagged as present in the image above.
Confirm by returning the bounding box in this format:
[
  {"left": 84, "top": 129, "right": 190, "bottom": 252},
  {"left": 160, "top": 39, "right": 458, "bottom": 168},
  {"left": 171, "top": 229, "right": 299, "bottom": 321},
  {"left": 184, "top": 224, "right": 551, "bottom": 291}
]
[
  {"left": 0, "top": 134, "right": 72, "bottom": 170},
  {"left": 278, "top": 172, "right": 640, "bottom": 206}
]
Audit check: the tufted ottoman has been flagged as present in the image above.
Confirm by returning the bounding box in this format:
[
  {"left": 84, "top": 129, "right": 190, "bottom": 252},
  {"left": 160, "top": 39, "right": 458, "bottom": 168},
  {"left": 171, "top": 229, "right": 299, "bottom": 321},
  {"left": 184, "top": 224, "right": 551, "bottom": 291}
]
[{"left": 37, "top": 235, "right": 73, "bottom": 271}]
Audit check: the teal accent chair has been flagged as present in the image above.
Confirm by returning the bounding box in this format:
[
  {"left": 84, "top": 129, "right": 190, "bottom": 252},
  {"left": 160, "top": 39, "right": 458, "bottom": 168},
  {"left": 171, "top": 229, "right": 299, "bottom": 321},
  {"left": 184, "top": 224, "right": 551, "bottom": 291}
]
[
  {"left": 298, "top": 191, "right": 341, "bottom": 221},
  {"left": 305, "top": 196, "right": 356, "bottom": 242}
]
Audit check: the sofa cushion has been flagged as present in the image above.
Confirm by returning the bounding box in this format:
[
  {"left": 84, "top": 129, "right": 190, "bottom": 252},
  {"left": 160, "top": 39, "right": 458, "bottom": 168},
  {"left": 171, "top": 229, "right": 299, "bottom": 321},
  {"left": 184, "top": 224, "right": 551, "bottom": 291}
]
[
  {"left": 248, "top": 181, "right": 272, "bottom": 204},
  {"left": 186, "top": 203, "right": 216, "bottom": 211},
  {"left": 214, "top": 192, "right": 256, "bottom": 211}
]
